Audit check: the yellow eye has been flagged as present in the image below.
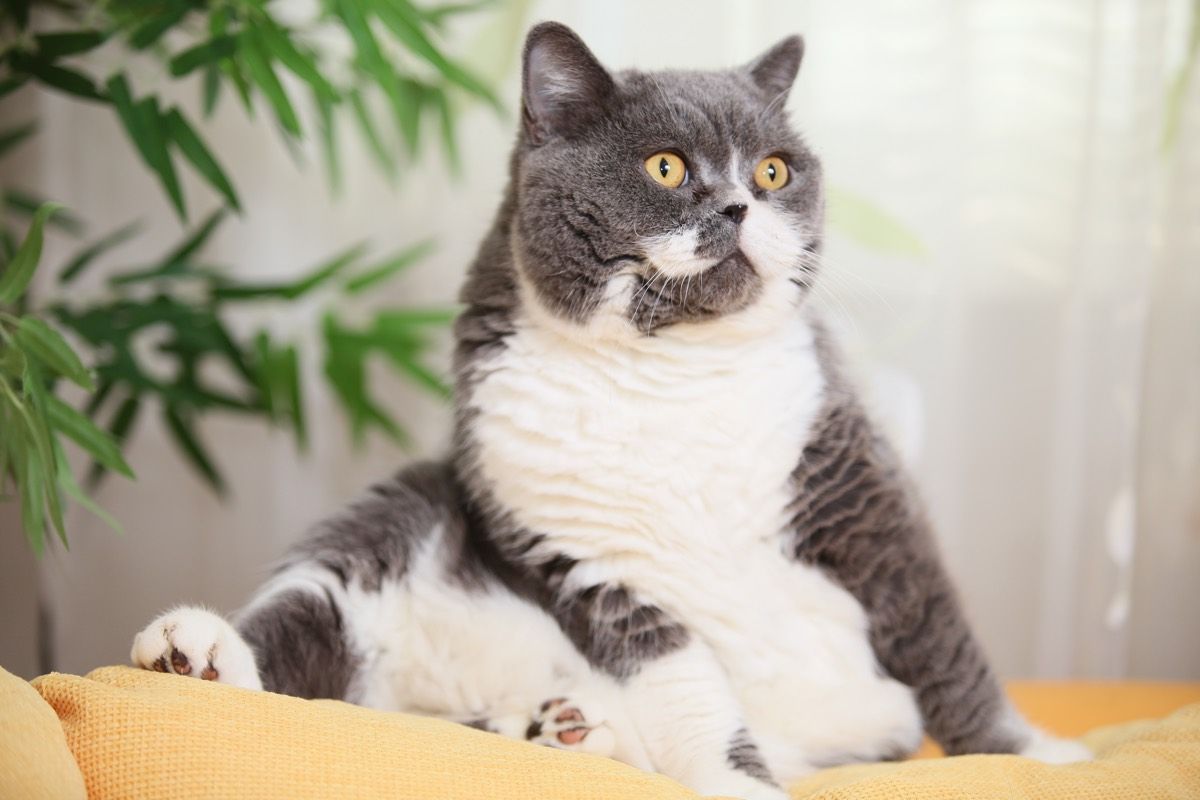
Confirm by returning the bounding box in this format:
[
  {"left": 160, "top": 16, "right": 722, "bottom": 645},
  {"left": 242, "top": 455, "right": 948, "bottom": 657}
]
[
  {"left": 644, "top": 152, "right": 687, "bottom": 188},
  {"left": 754, "top": 156, "right": 789, "bottom": 191}
]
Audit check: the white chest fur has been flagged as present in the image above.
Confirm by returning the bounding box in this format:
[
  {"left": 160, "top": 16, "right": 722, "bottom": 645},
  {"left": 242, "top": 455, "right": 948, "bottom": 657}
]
[
  {"left": 468, "top": 308, "right": 921, "bottom": 774},
  {"left": 470, "top": 308, "right": 821, "bottom": 564}
]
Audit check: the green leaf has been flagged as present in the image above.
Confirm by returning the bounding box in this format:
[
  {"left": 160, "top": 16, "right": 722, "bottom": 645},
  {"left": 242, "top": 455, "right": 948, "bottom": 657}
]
[
  {"left": 374, "top": 307, "right": 459, "bottom": 327},
  {"left": 238, "top": 30, "right": 301, "bottom": 136},
  {"left": 55, "top": 441, "right": 123, "bottom": 534},
  {"left": 433, "top": 88, "right": 460, "bottom": 172},
  {"left": 826, "top": 187, "right": 925, "bottom": 258},
  {"left": 315, "top": 92, "right": 341, "bottom": 191},
  {"left": 384, "top": 350, "right": 451, "bottom": 399},
  {"left": 164, "top": 108, "right": 241, "bottom": 210},
  {"left": 392, "top": 79, "right": 423, "bottom": 156},
  {"left": 373, "top": 0, "right": 499, "bottom": 107},
  {"left": 15, "top": 316, "right": 94, "bottom": 391},
  {"left": 282, "top": 344, "right": 305, "bottom": 448},
  {"left": 35, "top": 30, "right": 107, "bottom": 59},
  {"left": 46, "top": 392, "right": 134, "bottom": 479},
  {"left": 419, "top": 0, "right": 494, "bottom": 29},
  {"left": 0, "top": 121, "right": 37, "bottom": 160},
  {"left": 0, "top": 202, "right": 61, "bottom": 304},
  {"left": 84, "top": 376, "right": 115, "bottom": 417},
  {"left": 109, "top": 209, "right": 224, "bottom": 288},
  {"left": 18, "top": 362, "right": 65, "bottom": 545},
  {"left": 105, "top": 74, "right": 152, "bottom": 163},
  {"left": 348, "top": 91, "right": 397, "bottom": 176},
  {"left": 162, "top": 403, "right": 225, "bottom": 494},
  {"left": 16, "top": 446, "right": 46, "bottom": 555},
  {"left": 213, "top": 243, "right": 366, "bottom": 301},
  {"left": 137, "top": 96, "right": 187, "bottom": 219},
  {"left": 106, "top": 75, "right": 187, "bottom": 219},
  {"left": 59, "top": 221, "right": 142, "bottom": 284},
  {"left": 337, "top": 0, "right": 416, "bottom": 152},
  {"left": 344, "top": 239, "right": 434, "bottom": 294},
  {"left": 202, "top": 64, "right": 222, "bottom": 117},
  {"left": 3, "top": 187, "right": 84, "bottom": 234},
  {"left": 256, "top": 20, "right": 336, "bottom": 99},
  {"left": 0, "top": 402, "right": 13, "bottom": 499},
  {"left": 169, "top": 35, "right": 237, "bottom": 77},
  {"left": 87, "top": 394, "right": 140, "bottom": 488},
  {"left": 128, "top": 3, "right": 191, "bottom": 50},
  {"left": 22, "top": 58, "right": 105, "bottom": 102},
  {"left": 160, "top": 207, "right": 225, "bottom": 266}
]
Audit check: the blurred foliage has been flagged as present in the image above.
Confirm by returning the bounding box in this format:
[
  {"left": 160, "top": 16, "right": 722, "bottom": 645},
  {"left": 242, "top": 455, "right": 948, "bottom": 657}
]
[
  {"left": 0, "top": 204, "right": 133, "bottom": 555},
  {"left": 1162, "top": 0, "right": 1200, "bottom": 153},
  {"left": 0, "top": 0, "right": 499, "bottom": 216},
  {"left": 0, "top": 0, "right": 508, "bottom": 554},
  {"left": 826, "top": 187, "right": 925, "bottom": 259}
]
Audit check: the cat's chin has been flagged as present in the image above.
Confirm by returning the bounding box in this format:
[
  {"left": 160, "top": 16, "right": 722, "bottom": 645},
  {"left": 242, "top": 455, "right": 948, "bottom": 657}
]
[{"left": 627, "top": 253, "right": 762, "bottom": 333}]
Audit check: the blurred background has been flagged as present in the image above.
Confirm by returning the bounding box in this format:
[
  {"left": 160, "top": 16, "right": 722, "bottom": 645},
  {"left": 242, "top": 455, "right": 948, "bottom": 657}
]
[{"left": 1, "top": 0, "right": 1197, "bottom": 683}]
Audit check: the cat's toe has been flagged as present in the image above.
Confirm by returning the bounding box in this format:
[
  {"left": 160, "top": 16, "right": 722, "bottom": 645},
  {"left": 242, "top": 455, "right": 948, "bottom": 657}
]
[
  {"left": 527, "top": 697, "right": 616, "bottom": 757},
  {"left": 131, "top": 606, "right": 261, "bottom": 690}
]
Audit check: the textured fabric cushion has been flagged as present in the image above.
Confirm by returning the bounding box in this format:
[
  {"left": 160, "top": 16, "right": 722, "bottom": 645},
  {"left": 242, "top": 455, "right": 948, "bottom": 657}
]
[
  {"left": 27, "top": 666, "right": 1200, "bottom": 800},
  {"left": 0, "top": 666, "right": 87, "bottom": 800}
]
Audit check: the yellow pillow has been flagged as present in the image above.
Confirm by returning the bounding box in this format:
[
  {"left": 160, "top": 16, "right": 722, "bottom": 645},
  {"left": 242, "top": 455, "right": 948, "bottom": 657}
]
[
  {"left": 29, "top": 666, "right": 1200, "bottom": 800},
  {"left": 0, "top": 665, "right": 87, "bottom": 800},
  {"left": 33, "top": 666, "right": 697, "bottom": 800}
]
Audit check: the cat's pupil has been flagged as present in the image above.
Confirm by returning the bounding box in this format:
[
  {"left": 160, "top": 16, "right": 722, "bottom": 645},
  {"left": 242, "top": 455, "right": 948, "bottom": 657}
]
[
  {"left": 659, "top": 158, "right": 670, "bottom": 177},
  {"left": 767, "top": 164, "right": 776, "bottom": 181}
]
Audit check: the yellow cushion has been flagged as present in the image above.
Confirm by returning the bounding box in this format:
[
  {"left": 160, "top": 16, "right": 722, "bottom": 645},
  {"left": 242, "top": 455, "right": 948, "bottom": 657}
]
[
  {"left": 32, "top": 666, "right": 696, "bottom": 800},
  {"left": 0, "top": 665, "right": 87, "bottom": 800},
  {"left": 27, "top": 666, "right": 1200, "bottom": 800}
]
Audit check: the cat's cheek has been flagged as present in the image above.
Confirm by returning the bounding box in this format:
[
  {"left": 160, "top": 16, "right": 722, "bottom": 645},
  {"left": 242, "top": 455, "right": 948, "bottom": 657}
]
[
  {"left": 640, "top": 227, "right": 714, "bottom": 278},
  {"left": 740, "top": 205, "right": 807, "bottom": 283}
]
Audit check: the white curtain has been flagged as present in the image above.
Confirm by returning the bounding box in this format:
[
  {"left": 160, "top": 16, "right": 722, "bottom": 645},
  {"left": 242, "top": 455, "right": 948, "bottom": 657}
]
[{"left": 8, "top": 0, "right": 1197, "bottom": 679}]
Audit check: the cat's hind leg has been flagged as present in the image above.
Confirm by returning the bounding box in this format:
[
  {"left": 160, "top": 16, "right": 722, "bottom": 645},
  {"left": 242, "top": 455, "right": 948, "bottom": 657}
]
[{"left": 461, "top": 696, "right": 617, "bottom": 757}]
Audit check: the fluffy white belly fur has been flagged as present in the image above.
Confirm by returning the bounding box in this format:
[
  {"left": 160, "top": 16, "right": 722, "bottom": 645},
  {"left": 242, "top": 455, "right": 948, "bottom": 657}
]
[{"left": 467, "top": 309, "right": 922, "bottom": 777}]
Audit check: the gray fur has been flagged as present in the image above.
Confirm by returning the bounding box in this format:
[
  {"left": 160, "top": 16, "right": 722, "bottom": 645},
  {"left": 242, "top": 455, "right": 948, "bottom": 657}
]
[
  {"left": 503, "top": 22, "right": 823, "bottom": 331},
  {"left": 228, "top": 20, "right": 1027, "bottom": 766},
  {"left": 238, "top": 589, "right": 358, "bottom": 699},
  {"left": 788, "top": 324, "right": 1025, "bottom": 755},
  {"left": 726, "top": 727, "right": 777, "bottom": 784}
]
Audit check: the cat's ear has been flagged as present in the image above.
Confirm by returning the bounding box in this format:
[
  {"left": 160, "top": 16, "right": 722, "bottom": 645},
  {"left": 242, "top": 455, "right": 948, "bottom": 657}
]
[
  {"left": 522, "top": 22, "right": 614, "bottom": 144},
  {"left": 744, "top": 35, "right": 805, "bottom": 102}
]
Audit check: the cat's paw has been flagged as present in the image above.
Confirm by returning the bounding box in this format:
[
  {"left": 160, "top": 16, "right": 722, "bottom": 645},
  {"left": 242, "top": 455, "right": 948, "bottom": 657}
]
[
  {"left": 131, "top": 606, "right": 261, "bottom": 691},
  {"left": 1019, "top": 730, "right": 1092, "bottom": 764},
  {"left": 525, "top": 697, "right": 616, "bottom": 757}
]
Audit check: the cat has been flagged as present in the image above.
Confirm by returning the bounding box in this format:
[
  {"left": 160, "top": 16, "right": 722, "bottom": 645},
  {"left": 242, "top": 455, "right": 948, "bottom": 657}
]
[{"left": 131, "top": 21, "right": 1091, "bottom": 800}]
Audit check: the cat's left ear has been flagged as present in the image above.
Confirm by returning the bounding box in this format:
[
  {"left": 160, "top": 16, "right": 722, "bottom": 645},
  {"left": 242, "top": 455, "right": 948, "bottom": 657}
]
[{"left": 744, "top": 35, "right": 805, "bottom": 102}]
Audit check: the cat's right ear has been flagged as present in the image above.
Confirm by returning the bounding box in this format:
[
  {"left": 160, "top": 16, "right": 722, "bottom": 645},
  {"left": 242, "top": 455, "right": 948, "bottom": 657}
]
[{"left": 522, "top": 22, "right": 614, "bottom": 145}]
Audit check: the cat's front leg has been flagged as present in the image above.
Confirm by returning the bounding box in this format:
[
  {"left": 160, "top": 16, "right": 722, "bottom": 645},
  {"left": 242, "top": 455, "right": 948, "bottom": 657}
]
[
  {"left": 555, "top": 584, "right": 789, "bottom": 800},
  {"left": 131, "top": 606, "right": 262, "bottom": 690},
  {"left": 622, "top": 640, "right": 789, "bottom": 800}
]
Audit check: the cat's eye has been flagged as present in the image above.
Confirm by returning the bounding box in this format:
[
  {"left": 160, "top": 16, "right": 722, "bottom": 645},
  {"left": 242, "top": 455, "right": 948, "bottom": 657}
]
[
  {"left": 753, "top": 156, "right": 789, "bottom": 191},
  {"left": 644, "top": 152, "right": 687, "bottom": 188}
]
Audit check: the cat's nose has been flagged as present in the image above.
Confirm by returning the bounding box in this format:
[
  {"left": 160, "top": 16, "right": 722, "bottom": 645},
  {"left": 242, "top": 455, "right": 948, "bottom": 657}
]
[{"left": 720, "top": 203, "right": 748, "bottom": 224}]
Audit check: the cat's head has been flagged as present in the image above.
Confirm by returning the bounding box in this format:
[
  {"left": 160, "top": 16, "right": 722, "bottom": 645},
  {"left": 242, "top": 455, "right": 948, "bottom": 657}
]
[{"left": 511, "top": 22, "right": 822, "bottom": 337}]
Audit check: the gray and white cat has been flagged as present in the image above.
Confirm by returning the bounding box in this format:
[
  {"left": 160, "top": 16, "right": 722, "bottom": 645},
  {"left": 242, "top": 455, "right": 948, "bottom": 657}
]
[{"left": 132, "top": 22, "right": 1089, "bottom": 800}]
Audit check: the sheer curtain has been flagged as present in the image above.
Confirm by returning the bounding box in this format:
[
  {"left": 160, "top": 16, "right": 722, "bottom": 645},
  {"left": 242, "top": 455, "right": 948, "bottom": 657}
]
[{"left": 10, "top": 0, "right": 1197, "bottom": 679}]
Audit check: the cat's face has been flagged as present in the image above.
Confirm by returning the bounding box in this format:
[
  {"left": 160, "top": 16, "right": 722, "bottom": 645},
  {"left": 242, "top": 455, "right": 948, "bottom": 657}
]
[{"left": 512, "top": 23, "right": 822, "bottom": 335}]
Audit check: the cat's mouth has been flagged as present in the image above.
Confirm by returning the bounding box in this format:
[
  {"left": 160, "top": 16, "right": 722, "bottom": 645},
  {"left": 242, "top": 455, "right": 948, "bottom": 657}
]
[{"left": 628, "top": 251, "right": 760, "bottom": 332}]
